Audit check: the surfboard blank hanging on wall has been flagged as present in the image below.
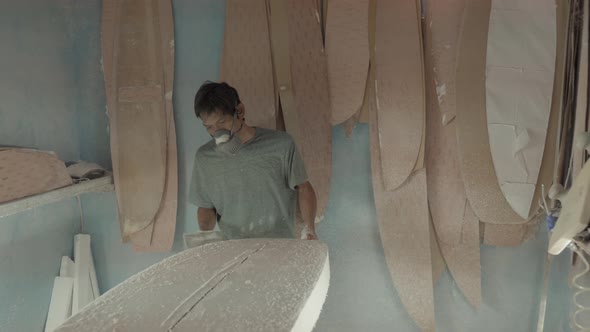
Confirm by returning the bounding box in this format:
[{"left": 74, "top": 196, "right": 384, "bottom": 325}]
[
  {"left": 455, "top": 0, "right": 557, "bottom": 227},
  {"left": 424, "top": 27, "right": 482, "bottom": 307},
  {"left": 55, "top": 239, "right": 330, "bottom": 332},
  {"left": 325, "top": 0, "right": 370, "bottom": 126},
  {"left": 374, "top": 0, "right": 424, "bottom": 192},
  {"left": 221, "top": 0, "right": 277, "bottom": 130},
  {"left": 370, "top": 1, "right": 435, "bottom": 330},
  {"left": 426, "top": 0, "right": 465, "bottom": 126},
  {"left": 268, "top": 0, "right": 333, "bottom": 221},
  {"left": 102, "top": 0, "right": 178, "bottom": 250},
  {"left": 485, "top": 0, "right": 557, "bottom": 219}
]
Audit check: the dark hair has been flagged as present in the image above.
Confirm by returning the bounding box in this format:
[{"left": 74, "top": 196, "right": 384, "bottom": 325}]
[{"left": 193, "top": 81, "right": 241, "bottom": 118}]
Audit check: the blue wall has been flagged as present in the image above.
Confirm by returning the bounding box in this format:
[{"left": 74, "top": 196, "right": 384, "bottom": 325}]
[
  {"left": 0, "top": 1, "right": 107, "bottom": 331},
  {"left": 0, "top": 1, "right": 574, "bottom": 331}
]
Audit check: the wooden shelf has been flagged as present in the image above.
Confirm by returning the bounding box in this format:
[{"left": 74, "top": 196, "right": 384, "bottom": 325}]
[{"left": 0, "top": 175, "right": 114, "bottom": 218}]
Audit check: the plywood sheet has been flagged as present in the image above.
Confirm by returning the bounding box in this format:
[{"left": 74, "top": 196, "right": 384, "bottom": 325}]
[
  {"left": 325, "top": 0, "right": 370, "bottom": 126},
  {"left": 221, "top": 0, "right": 276, "bottom": 130},
  {"left": 102, "top": 0, "right": 168, "bottom": 239},
  {"left": 374, "top": 0, "right": 424, "bottom": 191},
  {"left": 370, "top": 104, "right": 434, "bottom": 331},
  {"left": 271, "top": 0, "right": 332, "bottom": 220},
  {"left": 426, "top": 0, "right": 466, "bottom": 125},
  {"left": 0, "top": 149, "right": 72, "bottom": 203},
  {"left": 56, "top": 239, "right": 329, "bottom": 332},
  {"left": 130, "top": 0, "right": 177, "bottom": 252}
]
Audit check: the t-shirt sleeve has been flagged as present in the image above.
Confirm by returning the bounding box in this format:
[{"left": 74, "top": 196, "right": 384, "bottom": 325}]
[
  {"left": 285, "top": 139, "right": 308, "bottom": 190},
  {"left": 188, "top": 152, "right": 215, "bottom": 209}
]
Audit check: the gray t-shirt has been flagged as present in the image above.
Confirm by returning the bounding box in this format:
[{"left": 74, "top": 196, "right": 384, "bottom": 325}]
[{"left": 189, "top": 128, "right": 308, "bottom": 239}]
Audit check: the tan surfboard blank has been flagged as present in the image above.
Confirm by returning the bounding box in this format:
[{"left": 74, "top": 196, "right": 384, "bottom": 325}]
[
  {"left": 342, "top": 64, "right": 371, "bottom": 137},
  {"left": 424, "top": 45, "right": 481, "bottom": 307},
  {"left": 102, "top": 0, "right": 168, "bottom": 239},
  {"left": 129, "top": 0, "right": 177, "bottom": 252},
  {"left": 455, "top": 0, "right": 529, "bottom": 225},
  {"left": 455, "top": 0, "right": 562, "bottom": 228},
  {"left": 268, "top": 0, "right": 332, "bottom": 220},
  {"left": 440, "top": 202, "right": 482, "bottom": 307},
  {"left": 325, "top": 0, "right": 370, "bottom": 126},
  {"left": 344, "top": 0, "right": 376, "bottom": 131},
  {"left": 483, "top": 0, "right": 568, "bottom": 247},
  {"left": 426, "top": 0, "right": 466, "bottom": 126},
  {"left": 429, "top": 211, "right": 448, "bottom": 284},
  {"left": 485, "top": 0, "right": 556, "bottom": 219},
  {"left": 370, "top": 95, "right": 435, "bottom": 331},
  {"left": 481, "top": 218, "right": 539, "bottom": 247},
  {"left": 374, "top": 0, "right": 424, "bottom": 192},
  {"left": 452, "top": 0, "right": 565, "bottom": 247},
  {"left": 221, "top": 0, "right": 276, "bottom": 130},
  {"left": 0, "top": 149, "right": 72, "bottom": 203}
]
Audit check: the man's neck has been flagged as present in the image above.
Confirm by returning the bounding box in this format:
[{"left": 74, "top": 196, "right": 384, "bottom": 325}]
[{"left": 236, "top": 124, "right": 256, "bottom": 143}]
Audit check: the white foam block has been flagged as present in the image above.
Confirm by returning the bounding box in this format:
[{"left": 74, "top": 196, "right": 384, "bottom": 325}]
[
  {"left": 45, "top": 277, "right": 74, "bottom": 332},
  {"left": 72, "top": 234, "right": 92, "bottom": 314},
  {"left": 59, "top": 256, "right": 75, "bottom": 278},
  {"left": 56, "top": 239, "right": 330, "bottom": 332}
]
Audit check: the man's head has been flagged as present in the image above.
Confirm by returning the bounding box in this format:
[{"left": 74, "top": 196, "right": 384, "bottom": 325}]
[{"left": 194, "top": 81, "right": 246, "bottom": 138}]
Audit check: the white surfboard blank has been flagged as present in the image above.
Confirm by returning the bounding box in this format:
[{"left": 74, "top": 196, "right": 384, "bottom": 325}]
[{"left": 55, "top": 239, "right": 330, "bottom": 332}]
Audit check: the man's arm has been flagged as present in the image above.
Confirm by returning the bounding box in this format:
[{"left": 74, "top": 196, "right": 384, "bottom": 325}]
[
  {"left": 197, "top": 207, "right": 217, "bottom": 231},
  {"left": 297, "top": 181, "right": 318, "bottom": 240}
]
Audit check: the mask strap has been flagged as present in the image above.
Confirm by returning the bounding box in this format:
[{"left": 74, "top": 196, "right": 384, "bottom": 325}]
[{"left": 230, "top": 107, "right": 244, "bottom": 138}]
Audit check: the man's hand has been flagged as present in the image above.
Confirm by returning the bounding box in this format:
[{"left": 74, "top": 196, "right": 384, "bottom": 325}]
[
  {"left": 300, "top": 225, "right": 318, "bottom": 240},
  {"left": 304, "top": 233, "right": 319, "bottom": 240},
  {"left": 197, "top": 207, "right": 217, "bottom": 231}
]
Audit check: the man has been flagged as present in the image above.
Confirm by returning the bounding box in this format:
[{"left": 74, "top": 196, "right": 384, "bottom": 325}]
[{"left": 189, "top": 81, "right": 318, "bottom": 240}]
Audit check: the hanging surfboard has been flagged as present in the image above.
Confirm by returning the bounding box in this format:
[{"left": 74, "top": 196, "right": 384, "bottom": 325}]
[
  {"left": 486, "top": 0, "right": 567, "bottom": 246},
  {"left": 424, "top": 39, "right": 481, "bottom": 307},
  {"left": 102, "top": 0, "right": 168, "bottom": 240},
  {"left": 426, "top": 0, "right": 465, "bottom": 126},
  {"left": 369, "top": 82, "right": 435, "bottom": 332},
  {"left": 325, "top": 0, "right": 370, "bottom": 126},
  {"left": 128, "top": 0, "right": 178, "bottom": 252},
  {"left": 55, "top": 239, "right": 330, "bottom": 332},
  {"left": 455, "top": 0, "right": 558, "bottom": 226},
  {"left": 485, "top": 0, "right": 557, "bottom": 219},
  {"left": 268, "top": 0, "right": 332, "bottom": 221},
  {"left": 370, "top": 1, "right": 435, "bottom": 330},
  {"left": 374, "top": 0, "right": 424, "bottom": 192},
  {"left": 221, "top": 0, "right": 277, "bottom": 130},
  {"left": 370, "top": 143, "right": 435, "bottom": 331}
]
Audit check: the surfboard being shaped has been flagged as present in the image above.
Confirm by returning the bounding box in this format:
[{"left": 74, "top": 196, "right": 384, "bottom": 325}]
[{"left": 55, "top": 239, "right": 330, "bottom": 332}]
